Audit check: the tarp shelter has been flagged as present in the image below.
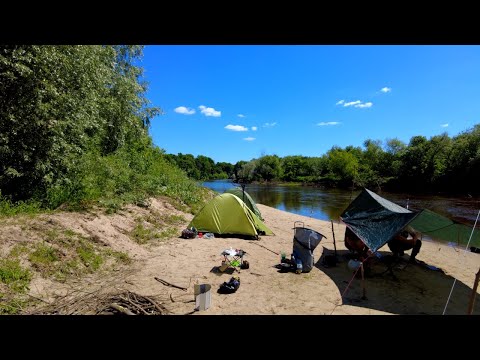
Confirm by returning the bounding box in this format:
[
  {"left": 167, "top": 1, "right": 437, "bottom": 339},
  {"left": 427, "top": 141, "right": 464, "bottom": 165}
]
[
  {"left": 409, "top": 208, "right": 480, "bottom": 248},
  {"left": 188, "top": 193, "right": 274, "bottom": 237},
  {"left": 224, "top": 187, "right": 263, "bottom": 220},
  {"left": 341, "top": 188, "right": 480, "bottom": 252},
  {"left": 340, "top": 188, "right": 418, "bottom": 252}
]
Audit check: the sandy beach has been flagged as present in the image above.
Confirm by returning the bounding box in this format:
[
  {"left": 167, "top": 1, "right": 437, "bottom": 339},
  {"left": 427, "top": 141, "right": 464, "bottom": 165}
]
[
  {"left": 17, "top": 199, "right": 479, "bottom": 315},
  {"left": 117, "top": 203, "right": 480, "bottom": 315}
]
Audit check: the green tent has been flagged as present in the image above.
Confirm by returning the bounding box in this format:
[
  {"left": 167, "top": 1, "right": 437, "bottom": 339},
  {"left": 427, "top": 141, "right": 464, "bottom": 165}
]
[
  {"left": 224, "top": 187, "right": 263, "bottom": 220},
  {"left": 188, "top": 193, "right": 274, "bottom": 237},
  {"left": 341, "top": 188, "right": 480, "bottom": 252},
  {"left": 409, "top": 208, "right": 480, "bottom": 248}
]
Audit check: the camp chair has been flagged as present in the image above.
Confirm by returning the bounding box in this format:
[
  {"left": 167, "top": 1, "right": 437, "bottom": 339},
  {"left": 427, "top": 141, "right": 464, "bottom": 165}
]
[{"left": 291, "top": 221, "right": 326, "bottom": 273}]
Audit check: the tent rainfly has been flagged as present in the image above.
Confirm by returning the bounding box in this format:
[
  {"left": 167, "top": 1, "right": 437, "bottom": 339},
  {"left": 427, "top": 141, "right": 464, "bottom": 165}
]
[
  {"left": 188, "top": 193, "right": 274, "bottom": 238},
  {"left": 224, "top": 187, "right": 263, "bottom": 220}
]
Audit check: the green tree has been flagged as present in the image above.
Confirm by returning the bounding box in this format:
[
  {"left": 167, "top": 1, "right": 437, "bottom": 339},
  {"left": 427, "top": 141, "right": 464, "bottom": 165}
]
[
  {"left": 174, "top": 153, "right": 200, "bottom": 179},
  {"left": 256, "top": 155, "right": 282, "bottom": 182},
  {"left": 237, "top": 159, "right": 258, "bottom": 183},
  {"left": 233, "top": 160, "right": 248, "bottom": 181},
  {"left": 443, "top": 125, "right": 480, "bottom": 192},
  {"left": 195, "top": 155, "right": 215, "bottom": 180},
  {"left": 0, "top": 45, "right": 160, "bottom": 202},
  {"left": 281, "top": 156, "right": 305, "bottom": 181},
  {"left": 325, "top": 146, "right": 359, "bottom": 186},
  {"left": 215, "top": 162, "right": 234, "bottom": 179}
]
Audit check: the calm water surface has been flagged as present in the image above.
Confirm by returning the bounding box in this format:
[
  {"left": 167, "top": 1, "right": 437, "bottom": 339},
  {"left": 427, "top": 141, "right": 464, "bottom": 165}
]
[{"left": 202, "top": 180, "right": 480, "bottom": 225}]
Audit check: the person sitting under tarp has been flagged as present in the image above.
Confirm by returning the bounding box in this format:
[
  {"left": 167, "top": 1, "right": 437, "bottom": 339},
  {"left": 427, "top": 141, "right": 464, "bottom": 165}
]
[
  {"left": 343, "top": 227, "right": 375, "bottom": 275},
  {"left": 344, "top": 227, "right": 371, "bottom": 261},
  {"left": 387, "top": 225, "right": 422, "bottom": 263}
]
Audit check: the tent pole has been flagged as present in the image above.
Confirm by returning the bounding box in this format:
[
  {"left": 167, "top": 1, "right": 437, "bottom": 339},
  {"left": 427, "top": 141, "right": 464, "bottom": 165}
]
[
  {"left": 360, "top": 263, "right": 367, "bottom": 300},
  {"left": 467, "top": 267, "right": 480, "bottom": 315},
  {"left": 331, "top": 220, "right": 337, "bottom": 258},
  {"left": 240, "top": 182, "right": 246, "bottom": 204}
]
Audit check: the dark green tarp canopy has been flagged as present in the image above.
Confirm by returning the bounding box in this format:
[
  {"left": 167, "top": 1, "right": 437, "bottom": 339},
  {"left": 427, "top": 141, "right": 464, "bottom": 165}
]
[
  {"left": 341, "top": 188, "right": 480, "bottom": 252},
  {"left": 409, "top": 208, "right": 480, "bottom": 248},
  {"left": 224, "top": 187, "right": 263, "bottom": 220},
  {"left": 340, "top": 188, "right": 418, "bottom": 252}
]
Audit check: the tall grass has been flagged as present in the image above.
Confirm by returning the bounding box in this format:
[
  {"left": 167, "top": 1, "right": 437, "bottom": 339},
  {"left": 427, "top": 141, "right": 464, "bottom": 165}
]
[{"left": 0, "top": 193, "right": 42, "bottom": 218}]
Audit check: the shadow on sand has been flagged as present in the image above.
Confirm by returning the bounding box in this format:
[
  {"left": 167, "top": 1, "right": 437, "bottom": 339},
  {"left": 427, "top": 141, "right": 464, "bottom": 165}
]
[{"left": 316, "top": 247, "right": 480, "bottom": 315}]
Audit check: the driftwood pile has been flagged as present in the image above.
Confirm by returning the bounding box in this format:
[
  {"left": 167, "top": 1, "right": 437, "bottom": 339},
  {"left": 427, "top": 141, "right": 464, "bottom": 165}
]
[{"left": 26, "top": 276, "right": 198, "bottom": 315}]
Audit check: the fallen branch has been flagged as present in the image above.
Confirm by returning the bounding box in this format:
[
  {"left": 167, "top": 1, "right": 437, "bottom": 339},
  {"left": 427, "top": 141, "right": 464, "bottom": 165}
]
[
  {"left": 154, "top": 277, "right": 188, "bottom": 291},
  {"left": 119, "top": 295, "right": 149, "bottom": 315},
  {"left": 110, "top": 303, "right": 135, "bottom": 315},
  {"left": 250, "top": 272, "right": 263, "bottom": 277},
  {"left": 144, "top": 296, "right": 166, "bottom": 315}
]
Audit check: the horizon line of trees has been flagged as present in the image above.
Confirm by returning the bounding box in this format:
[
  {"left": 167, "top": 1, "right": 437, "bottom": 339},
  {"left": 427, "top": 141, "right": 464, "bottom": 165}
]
[{"left": 168, "top": 124, "right": 480, "bottom": 195}]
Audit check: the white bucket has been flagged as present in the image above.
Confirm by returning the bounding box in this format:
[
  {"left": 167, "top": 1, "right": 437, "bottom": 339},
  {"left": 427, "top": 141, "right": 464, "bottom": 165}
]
[
  {"left": 347, "top": 259, "right": 362, "bottom": 271},
  {"left": 194, "top": 284, "right": 211, "bottom": 311}
]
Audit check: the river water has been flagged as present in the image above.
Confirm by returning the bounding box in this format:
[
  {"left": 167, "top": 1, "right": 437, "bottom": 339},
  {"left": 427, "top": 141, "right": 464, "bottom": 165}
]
[{"left": 201, "top": 180, "right": 480, "bottom": 226}]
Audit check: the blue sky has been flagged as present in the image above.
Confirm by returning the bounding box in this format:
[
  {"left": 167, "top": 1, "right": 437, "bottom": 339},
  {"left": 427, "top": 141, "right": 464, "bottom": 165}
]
[{"left": 141, "top": 45, "right": 480, "bottom": 165}]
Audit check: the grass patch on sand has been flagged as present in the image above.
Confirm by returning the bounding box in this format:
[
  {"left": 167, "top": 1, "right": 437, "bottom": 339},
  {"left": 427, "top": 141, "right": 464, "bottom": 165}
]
[
  {"left": 0, "top": 253, "right": 33, "bottom": 314},
  {"left": 130, "top": 212, "right": 186, "bottom": 245}
]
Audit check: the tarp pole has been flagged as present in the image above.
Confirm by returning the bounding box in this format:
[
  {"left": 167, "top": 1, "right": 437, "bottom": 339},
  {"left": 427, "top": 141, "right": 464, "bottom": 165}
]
[
  {"left": 240, "top": 182, "right": 246, "bottom": 204},
  {"left": 331, "top": 220, "right": 337, "bottom": 258},
  {"left": 467, "top": 267, "right": 480, "bottom": 315},
  {"left": 361, "top": 263, "right": 367, "bottom": 300}
]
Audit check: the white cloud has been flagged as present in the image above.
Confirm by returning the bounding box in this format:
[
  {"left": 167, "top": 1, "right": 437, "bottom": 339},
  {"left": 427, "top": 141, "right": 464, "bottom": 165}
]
[
  {"left": 243, "top": 137, "right": 256, "bottom": 141},
  {"left": 237, "top": 114, "right": 245, "bottom": 118},
  {"left": 441, "top": 123, "right": 449, "bottom": 128},
  {"left": 174, "top": 106, "right": 195, "bottom": 115},
  {"left": 380, "top": 87, "right": 392, "bottom": 93},
  {"left": 263, "top": 122, "right": 277, "bottom": 128},
  {"left": 355, "top": 102, "right": 373, "bottom": 108},
  {"left": 251, "top": 126, "right": 258, "bottom": 131},
  {"left": 339, "top": 100, "right": 373, "bottom": 108},
  {"left": 317, "top": 122, "right": 340, "bottom": 126},
  {"left": 225, "top": 124, "right": 248, "bottom": 132},
  {"left": 343, "top": 100, "right": 362, "bottom": 107},
  {"left": 199, "top": 105, "right": 221, "bottom": 117}
]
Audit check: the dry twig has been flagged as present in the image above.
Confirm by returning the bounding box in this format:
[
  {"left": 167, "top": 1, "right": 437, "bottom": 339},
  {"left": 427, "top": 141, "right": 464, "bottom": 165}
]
[{"left": 154, "top": 277, "right": 188, "bottom": 291}]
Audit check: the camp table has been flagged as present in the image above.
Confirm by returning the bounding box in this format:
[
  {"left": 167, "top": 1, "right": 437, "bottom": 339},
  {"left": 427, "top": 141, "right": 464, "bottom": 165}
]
[{"left": 220, "top": 248, "right": 246, "bottom": 271}]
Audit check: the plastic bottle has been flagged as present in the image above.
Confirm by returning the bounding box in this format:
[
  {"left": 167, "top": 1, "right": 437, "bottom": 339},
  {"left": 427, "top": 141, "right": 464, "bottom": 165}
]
[{"left": 295, "top": 258, "right": 303, "bottom": 274}]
